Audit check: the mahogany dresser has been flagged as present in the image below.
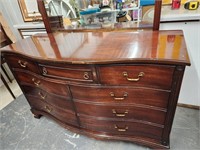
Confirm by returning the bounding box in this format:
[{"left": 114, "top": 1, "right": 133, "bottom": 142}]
[{"left": 0, "top": 30, "right": 190, "bottom": 149}]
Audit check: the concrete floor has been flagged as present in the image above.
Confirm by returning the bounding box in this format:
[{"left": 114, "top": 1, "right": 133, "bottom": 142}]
[{"left": 0, "top": 94, "right": 199, "bottom": 150}]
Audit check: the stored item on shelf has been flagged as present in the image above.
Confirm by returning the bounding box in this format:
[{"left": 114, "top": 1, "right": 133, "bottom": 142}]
[
  {"left": 171, "top": 0, "right": 181, "bottom": 9},
  {"left": 184, "top": 1, "right": 199, "bottom": 10},
  {"left": 79, "top": 8, "right": 100, "bottom": 15},
  {"left": 116, "top": 11, "right": 127, "bottom": 22},
  {"left": 81, "top": 11, "right": 115, "bottom": 25},
  {"left": 100, "top": 5, "right": 112, "bottom": 12}
]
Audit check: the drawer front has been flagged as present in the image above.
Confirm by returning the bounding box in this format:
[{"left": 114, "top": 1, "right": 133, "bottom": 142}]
[
  {"left": 70, "top": 85, "right": 170, "bottom": 108},
  {"left": 27, "top": 96, "right": 78, "bottom": 126},
  {"left": 39, "top": 64, "right": 94, "bottom": 83},
  {"left": 14, "top": 71, "right": 69, "bottom": 97},
  {"left": 80, "top": 117, "right": 163, "bottom": 140},
  {"left": 4, "top": 54, "right": 39, "bottom": 73},
  {"left": 98, "top": 65, "right": 175, "bottom": 90},
  {"left": 22, "top": 85, "right": 73, "bottom": 111},
  {"left": 76, "top": 102, "right": 166, "bottom": 125}
]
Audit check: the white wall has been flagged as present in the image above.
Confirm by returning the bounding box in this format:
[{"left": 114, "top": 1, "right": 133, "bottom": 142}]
[
  {"left": 0, "top": 0, "right": 24, "bottom": 40},
  {"left": 160, "top": 21, "right": 200, "bottom": 106},
  {"left": 0, "top": 0, "right": 44, "bottom": 40}
]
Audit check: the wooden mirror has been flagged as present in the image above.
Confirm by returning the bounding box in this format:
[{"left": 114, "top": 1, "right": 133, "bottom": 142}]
[{"left": 37, "top": 0, "right": 162, "bottom": 33}]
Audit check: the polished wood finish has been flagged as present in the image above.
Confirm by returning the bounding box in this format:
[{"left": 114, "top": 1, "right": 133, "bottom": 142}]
[
  {"left": 37, "top": 0, "right": 52, "bottom": 33},
  {"left": 0, "top": 30, "right": 190, "bottom": 149},
  {"left": 153, "top": 0, "right": 162, "bottom": 30},
  {"left": 0, "top": 31, "right": 190, "bottom": 65}
]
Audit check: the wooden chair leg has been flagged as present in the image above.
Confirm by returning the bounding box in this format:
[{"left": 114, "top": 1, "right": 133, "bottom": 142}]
[
  {"left": 1, "top": 64, "right": 12, "bottom": 83},
  {"left": 1, "top": 73, "right": 16, "bottom": 99}
]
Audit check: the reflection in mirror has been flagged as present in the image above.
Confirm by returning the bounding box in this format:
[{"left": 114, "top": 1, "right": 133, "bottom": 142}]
[
  {"left": 45, "top": 0, "right": 78, "bottom": 18},
  {"left": 38, "top": 0, "right": 161, "bottom": 32}
]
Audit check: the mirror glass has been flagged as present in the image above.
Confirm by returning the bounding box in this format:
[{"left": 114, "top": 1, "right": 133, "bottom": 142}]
[{"left": 43, "top": 0, "right": 156, "bottom": 29}]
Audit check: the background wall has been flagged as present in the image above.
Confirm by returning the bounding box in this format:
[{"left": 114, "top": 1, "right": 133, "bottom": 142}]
[
  {"left": 160, "top": 21, "right": 200, "bottom": 106},
  {"left": 0, "top": 0, "right": 24, "bottom": 40}
]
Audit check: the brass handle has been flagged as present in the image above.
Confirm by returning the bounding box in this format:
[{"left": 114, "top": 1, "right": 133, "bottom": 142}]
[
  {"left": 114, "top": 125, "right": 128, "bottom": 132},
  {"left": 83, "top": 72, "right": 89, "bottom": 80},
  {"left": 45, "top": 106, "right": 52, "bottom": 113},
  {"left": 32, "top": 78, "right": 41, "bottom": 86},
  {"left": 42, "top": 67, "right": 48, "bottom": 75},
  {"left": 123, "top": 72, "right": 145, "bottom": 82},
  {"left": 110, "top": 92, "right": 128, "bottom": 100},
  {"left": 38, "top": 92, "right": 47, "bottom": 100},
  {"left": 18, "top": 60, "right": 27, "bottom": 68},
  {"left": 112, "top": 109, "right": 128, "bottom": 117}
]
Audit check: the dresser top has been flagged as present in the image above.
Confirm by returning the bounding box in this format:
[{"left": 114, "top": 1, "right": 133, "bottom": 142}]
[{"left": 0, "top": 30, "right": 190, "bottom": 65}]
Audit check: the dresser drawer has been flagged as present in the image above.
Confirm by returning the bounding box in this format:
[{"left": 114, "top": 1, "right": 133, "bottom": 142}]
[
  {"left": 27, "top": 96, "right": 78, "bottom": 126},
  {"left": 98, "top": 65, "right": 175, "bottom": 90},
  {"left": 14, "top": 71, "right": 69, "bottom": 97},
  {"left": 76, "top": 102, "right": 166, "bottom": 125},
  {"left": 38, "top": 64, "right": 94, "bottom": 83},
  {"left": 22, "top": 85, "right": 73, "bottom": 111},
  {"left": 70, "top": 85, "right": 170, "bottom": 108},
  {"left": 4, "top": 54, "right": 39, "bottom": 73},
  {"left": 80, "top": 117, "right": 163, "bottom": 140}
]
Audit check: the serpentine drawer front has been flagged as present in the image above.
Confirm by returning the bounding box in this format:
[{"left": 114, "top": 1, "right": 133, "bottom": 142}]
[{"left": 0, "top": 30, "right": 190, "bottom": 149}]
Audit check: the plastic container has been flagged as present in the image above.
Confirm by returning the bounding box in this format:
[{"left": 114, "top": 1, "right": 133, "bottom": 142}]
[{"left": 80, "top": 11, "right": 116, "bottom": 25}]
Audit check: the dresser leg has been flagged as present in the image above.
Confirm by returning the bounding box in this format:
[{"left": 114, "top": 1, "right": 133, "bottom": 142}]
[
  {"left": 161, "top": 140, "right": 169, "bottom": 148},
  {"left": 31, "top": 109, "right": 42, "bottom": 119},
  {"left": 33, "top": 114, "right": 42, "bottom": 119}
]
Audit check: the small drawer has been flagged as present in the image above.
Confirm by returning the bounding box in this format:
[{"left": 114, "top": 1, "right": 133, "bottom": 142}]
[
  {"left": 22, "top": 85, "right": 73, "bottom": 111},
  {"left": 80, "top": 116, "right": 163, "bottom": 140},
  {"left": 76, "top": 102, "right": 166, "bottom": 125},
  {"left": 4, "top": 54, "right": 39, "bottom": 73},
  {"left": 70, "top": 85, "right": 170, "bottom": 109},
  {"left": 14, "top": 70, "right": 69, "bottom": 97},
  {"left": 27, "top": 96, "right": 78, "bottom": 126},
  {"left": 98, "top": 64, "right": 175, "bottom": 90},
  {"left": 38, "top": 64, "right": 94, "bottom": 83}
]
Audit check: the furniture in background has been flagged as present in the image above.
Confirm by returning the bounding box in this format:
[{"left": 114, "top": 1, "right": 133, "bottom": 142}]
[
  {"left": 1, "top": 30, "right": 190, "bottom": 148},
  {"left": 0, "top": 25, "right": 15, "bottom": 99},
  {"left": 17, "top": 26, "right": 46, "bottom": 39}
]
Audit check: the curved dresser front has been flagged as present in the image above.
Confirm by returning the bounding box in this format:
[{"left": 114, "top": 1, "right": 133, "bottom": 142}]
[{"left": 1, "top": 30, "right": 190, "bottom": 149}]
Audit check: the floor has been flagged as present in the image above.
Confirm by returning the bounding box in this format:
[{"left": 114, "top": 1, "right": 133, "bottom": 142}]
[
  {"left": 0, "top": 80, "right": 199, "bottom": 150},
  {"left": 0, "top": 79, "right": 22, "bottom": 110}
]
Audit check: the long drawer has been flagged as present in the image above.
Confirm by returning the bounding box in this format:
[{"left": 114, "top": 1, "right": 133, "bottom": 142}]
[
  {"left": 80, "top": 116, "right": 163, "bottom": 140},
  {"left": 98, "top": 64, "right": 175, "bottom": 90},
  {"left": 22, "top": 85, "right": 73, "bottom": 111},
  {"left": 75, "top": 102, "right": 166, "bottom": 125},
  {"left": 38, "top": 63, "right": 94, "bottom": 83},
  {"left": 27, "top": 96, "right": 78, "bottom": 126},
  {"left": 70, "top": 85, "right": 170, "bottom": 108},
  {"left": 14, "top": 70, "right": 69, "bottom": 97}
]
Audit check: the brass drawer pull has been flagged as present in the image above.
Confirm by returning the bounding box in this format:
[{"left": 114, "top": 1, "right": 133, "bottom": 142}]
[
  {"left": 45, "top": 106, "right": 52, "bottom": 113},
  {"left": 18, "top": 60, "right": 27, "bottom": 68},
  {"left": 42, "top": 67, "right": 48, "bottom": 75},
  {"left": 110, "top": 92, "right": 128, "bottom": 100},
  {"left": 114, "top": 125, "right": 128, "bottom": 132},
  {"left": 112, "top": 109, "right": 128, "bottom": 117},
  {"left": 32, "top": 78, "right": 41, "bottom": 86},
  {"left": 123, "top": 72, "right": 145, "bottom": 82},
  {"left": 83, "top": 72, "right": 89, "bottom": 80},
  {"left": 38, "top": 92, "right": 47, "bottom": 100}
]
